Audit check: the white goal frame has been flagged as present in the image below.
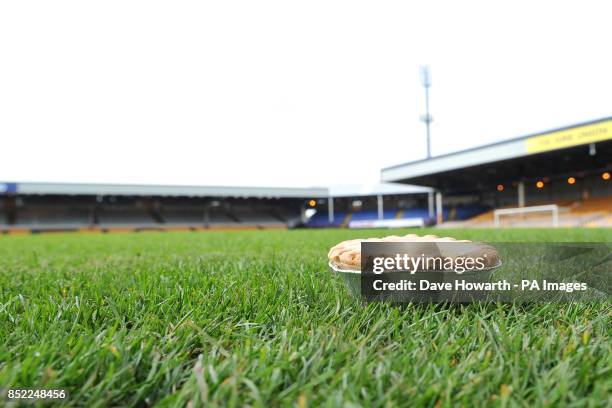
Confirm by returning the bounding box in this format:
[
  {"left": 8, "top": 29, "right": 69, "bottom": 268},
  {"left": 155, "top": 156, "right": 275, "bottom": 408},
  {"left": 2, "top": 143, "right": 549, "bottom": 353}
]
[{"left": 493, "top": 204, "right": 559, "bottom": 228}]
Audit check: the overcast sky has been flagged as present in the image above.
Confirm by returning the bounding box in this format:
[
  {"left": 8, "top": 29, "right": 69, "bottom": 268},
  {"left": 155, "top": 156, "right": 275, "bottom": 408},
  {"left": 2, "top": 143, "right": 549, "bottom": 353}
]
[{"left": 1, "top": 1, "right": 610, "bottom": 188}]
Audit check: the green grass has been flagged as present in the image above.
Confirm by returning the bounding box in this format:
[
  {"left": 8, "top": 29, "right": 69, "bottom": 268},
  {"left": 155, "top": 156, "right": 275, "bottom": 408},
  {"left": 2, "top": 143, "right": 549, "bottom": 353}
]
[{"left": 0, "top": 228, "right": 610, "bottom": 407}]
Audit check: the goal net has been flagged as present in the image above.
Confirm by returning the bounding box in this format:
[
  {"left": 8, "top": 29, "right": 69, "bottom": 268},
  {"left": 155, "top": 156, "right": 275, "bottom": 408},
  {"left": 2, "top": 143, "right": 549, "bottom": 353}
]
[{"left": 493, "top": 204, "right": 559, "bottom": 228}]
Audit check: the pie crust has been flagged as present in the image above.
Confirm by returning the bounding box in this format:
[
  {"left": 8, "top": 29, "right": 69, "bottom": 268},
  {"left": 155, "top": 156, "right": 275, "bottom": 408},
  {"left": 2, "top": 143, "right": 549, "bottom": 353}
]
[{"left": 328, "top": 233, "right": 498, "bottom": 271}]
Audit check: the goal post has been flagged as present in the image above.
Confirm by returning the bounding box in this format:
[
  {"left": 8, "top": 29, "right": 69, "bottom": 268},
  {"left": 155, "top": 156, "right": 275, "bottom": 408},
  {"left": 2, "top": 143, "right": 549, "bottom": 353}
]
[{"left": 493, "top": 204, "right": 559, "bottom": 228}]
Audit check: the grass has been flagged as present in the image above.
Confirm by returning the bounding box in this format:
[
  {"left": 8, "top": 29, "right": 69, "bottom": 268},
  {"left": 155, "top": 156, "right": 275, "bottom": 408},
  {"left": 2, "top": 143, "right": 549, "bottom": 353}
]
[{"left": 0, "top": 228, "right": 610, "bottom": 407}]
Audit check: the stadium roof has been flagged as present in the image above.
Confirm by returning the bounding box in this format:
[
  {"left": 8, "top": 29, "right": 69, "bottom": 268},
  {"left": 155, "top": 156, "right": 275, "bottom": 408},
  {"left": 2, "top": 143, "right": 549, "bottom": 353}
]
[
  {"left": 381, "top": 117, "right": 612, "bottom": 192},
  {"left": 0, "top": 181, "right": 431, "bottom": 199},
  {"left": 1, "top": 182, "right": 329, "bottom": 199},
  {"left": 328, "top": 182, "right": 432, "bottom": 197}
]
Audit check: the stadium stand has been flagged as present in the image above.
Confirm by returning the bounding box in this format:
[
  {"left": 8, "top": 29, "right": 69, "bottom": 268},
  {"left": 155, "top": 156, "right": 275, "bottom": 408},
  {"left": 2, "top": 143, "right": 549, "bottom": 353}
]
[
  {"left": 0, "top": 183, "right": 438, "bottom": 232},
  {"left": 98, "top": 207, "right": 157, "bottom": 226},
  {"left": 453, "top": 196, "right": 612, "bottom": 228},
  {"left": 2, "top": 183, "right": 438, "bottom": 233},
  {"left": 0, "top": 184, "right": 326, "bottom": 233},
  {"left": 160, "top": 205, "right": 207, "bottom": 225},
  {"left": 350, "top": 210, "right": 390, "bottom": 221},
  {"left": 306, "top": 212, "right": 346, "bottom": 228},
  {"left": 382, "top": 117, "right": 612, "bottom": 228},
  {"left": 9, "top": 197, "right": 92, "bottom": 227},
  {"left": 2, "top": 118, "right": 609, "bottom": 233},
  {"left": 304, "top": 204, "right": 488, "bottom": 228},
  {"left": 1, "top": 188, "right": 483, "bottom": 232}
]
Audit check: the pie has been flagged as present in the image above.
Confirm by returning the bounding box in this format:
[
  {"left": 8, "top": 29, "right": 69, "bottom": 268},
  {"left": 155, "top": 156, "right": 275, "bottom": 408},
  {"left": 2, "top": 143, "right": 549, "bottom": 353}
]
[{"left": 328, "top": 233, "right": 499, "bottom": 271}]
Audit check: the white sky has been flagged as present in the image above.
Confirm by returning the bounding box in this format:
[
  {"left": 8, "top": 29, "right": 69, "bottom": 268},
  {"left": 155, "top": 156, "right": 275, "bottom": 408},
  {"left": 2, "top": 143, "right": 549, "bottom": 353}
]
[{"left": 1, "top": 1, "right": 610, "bottom": 188}]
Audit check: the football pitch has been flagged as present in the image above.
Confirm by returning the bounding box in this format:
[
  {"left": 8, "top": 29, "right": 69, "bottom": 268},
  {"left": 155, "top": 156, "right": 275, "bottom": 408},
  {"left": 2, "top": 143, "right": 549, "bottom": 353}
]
[{"left": 1, "top": 228, "right": 610, "bottom": 407}]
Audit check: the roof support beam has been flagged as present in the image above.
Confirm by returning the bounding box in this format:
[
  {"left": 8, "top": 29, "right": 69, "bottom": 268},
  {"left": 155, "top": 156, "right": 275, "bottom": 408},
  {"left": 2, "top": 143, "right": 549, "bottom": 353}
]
[
  {"left": 518, "top": 181, "right": 525, "bottom": 208},
  {"left": 435, "top": 192, "right": 443, "bottom": 225}
]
